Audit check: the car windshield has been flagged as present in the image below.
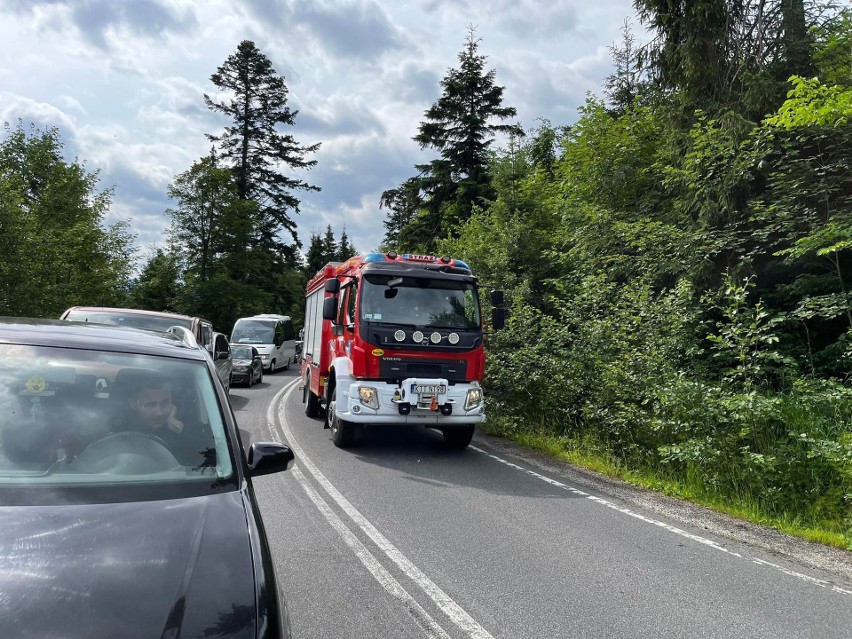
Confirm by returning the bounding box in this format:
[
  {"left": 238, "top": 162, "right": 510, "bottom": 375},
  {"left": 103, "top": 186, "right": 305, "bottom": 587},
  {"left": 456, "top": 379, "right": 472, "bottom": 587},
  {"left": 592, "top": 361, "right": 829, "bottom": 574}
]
[
  {"left": 63, "top": 310, "right": 192, "bottom": 333},
  {"left": 0, "top": 344, "right": 236, "bottom": 504},
  {"left": 231, "top": 320, "right": 275, "bottom": 344},
  {"left": 231, "top": 346, "right": 254, "bottom": 360},
  {"left": 360, "top": 275, "right": 481, "bottom": 329}
]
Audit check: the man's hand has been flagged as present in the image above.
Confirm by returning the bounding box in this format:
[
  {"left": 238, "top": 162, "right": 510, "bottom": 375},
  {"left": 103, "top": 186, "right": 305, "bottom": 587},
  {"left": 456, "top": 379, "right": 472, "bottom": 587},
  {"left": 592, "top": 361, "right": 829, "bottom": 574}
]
[{"left": 166, "top": 405, "right": 184, "bottom": 433}]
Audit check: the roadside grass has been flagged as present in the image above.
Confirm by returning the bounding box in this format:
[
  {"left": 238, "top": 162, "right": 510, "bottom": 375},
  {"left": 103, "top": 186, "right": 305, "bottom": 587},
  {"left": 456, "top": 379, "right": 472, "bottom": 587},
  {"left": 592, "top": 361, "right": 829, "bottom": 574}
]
[{"left": 481, "top": 423, "right": 850, "bottom": 551}]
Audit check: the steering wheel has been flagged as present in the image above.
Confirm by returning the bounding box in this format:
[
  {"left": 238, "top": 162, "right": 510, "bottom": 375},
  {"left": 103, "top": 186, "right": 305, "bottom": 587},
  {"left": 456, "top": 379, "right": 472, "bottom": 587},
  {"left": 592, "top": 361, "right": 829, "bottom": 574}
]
[{"left": 70, "top": 431, "right": 182, "bottom": 474}]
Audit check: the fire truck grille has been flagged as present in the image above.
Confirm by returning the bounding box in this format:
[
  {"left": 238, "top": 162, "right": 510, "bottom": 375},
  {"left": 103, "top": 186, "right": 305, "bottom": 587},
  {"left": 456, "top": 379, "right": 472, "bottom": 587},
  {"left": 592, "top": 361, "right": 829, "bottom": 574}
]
[{"left": 379, "top": 359, "right": 468, "bottom": 382}]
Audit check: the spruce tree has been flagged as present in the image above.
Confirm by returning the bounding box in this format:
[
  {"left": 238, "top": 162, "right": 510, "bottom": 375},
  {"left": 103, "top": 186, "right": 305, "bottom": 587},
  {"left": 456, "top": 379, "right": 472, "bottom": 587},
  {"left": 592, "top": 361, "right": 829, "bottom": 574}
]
[
  {"left": 337, "top": 227, "right": 354, "bottom": 260},
  {"left": 382, "top": 26, "right": 521, "bottom": 251},
  {"left": 204, "top": 40, "right": 320, "bottom": 248}
]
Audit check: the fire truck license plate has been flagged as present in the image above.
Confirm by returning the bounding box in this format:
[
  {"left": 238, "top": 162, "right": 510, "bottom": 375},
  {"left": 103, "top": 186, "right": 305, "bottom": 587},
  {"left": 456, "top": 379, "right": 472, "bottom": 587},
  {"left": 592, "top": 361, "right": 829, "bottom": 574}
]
[{"left": 413, "top": 384, "right": 446, "bottom": 395}]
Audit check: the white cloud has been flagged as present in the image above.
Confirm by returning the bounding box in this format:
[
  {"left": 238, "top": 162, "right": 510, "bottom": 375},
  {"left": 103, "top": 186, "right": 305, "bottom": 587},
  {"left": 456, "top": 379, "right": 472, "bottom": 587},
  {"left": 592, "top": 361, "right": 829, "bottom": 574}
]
[
  {"left": 0, "top": 0, "right": 642, "bottom": 261},
  {"left": 0, "top": 92, "right": 78, "bottom": 133}
]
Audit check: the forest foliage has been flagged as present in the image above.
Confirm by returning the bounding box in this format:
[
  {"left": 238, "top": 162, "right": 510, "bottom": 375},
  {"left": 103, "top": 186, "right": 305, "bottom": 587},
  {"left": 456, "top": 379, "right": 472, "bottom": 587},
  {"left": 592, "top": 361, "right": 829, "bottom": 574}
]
[
  {"left": 385, "top": 3, "right": 852, "bottom": 543},
  {"left": 1, "top": 3, "right": 850, "bottom": 543}
]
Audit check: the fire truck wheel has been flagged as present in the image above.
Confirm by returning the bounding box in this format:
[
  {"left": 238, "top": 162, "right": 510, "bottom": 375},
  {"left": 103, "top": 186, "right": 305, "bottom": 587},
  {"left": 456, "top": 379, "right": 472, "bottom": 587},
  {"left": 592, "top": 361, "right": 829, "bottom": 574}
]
[
  {"left": 443, "top": 424, "right": 475, "bottom": 449},
  {"left": 304, "top": 374, "right": 322, "bottom": 418},
  {"left": 327, "top": 387, "right": 355, "bottom": 448}
]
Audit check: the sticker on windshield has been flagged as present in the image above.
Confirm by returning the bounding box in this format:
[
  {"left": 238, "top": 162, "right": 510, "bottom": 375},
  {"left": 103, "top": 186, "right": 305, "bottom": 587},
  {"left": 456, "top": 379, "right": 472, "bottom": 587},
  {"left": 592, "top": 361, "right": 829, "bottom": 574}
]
[{"left": 26, "top": 375, "right": 46, "bottom": 395}]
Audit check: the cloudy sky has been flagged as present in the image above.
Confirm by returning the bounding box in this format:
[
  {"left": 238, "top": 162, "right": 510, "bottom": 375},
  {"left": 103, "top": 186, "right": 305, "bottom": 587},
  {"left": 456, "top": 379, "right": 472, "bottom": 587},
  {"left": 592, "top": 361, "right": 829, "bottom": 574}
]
[{"left": 0, "top": 0, "right": 646, "bottom": 262}]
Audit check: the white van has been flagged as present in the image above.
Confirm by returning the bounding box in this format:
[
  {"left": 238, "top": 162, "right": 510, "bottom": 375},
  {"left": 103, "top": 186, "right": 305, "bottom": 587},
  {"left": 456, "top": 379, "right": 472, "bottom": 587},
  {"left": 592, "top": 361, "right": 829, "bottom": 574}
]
[{"left": 230, "top": 315, "right": 297, "bottom": 372}]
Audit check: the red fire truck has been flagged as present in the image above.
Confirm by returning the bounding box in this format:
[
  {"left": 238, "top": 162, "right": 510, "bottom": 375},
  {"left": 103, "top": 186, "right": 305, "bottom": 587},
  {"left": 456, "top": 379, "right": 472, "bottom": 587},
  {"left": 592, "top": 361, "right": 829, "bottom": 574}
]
[{"left": 300, "top": 251, "right": 504, "bottom": 449}]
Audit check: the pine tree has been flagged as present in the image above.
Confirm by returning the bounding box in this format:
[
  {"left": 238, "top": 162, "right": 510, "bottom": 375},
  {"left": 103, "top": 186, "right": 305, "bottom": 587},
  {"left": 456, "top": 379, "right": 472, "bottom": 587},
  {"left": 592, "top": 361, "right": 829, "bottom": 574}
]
[
  {"left": 380, "top": 178, "right": 422, "bottom": 249},
  {"left": 303, "top": 232, "right": 327, "bottom": 277},
  {"left": 322, "top": 225, "right": 338, "bottom": 262},
  {"left": 337, "top": 227, "right": 355, "bottom": 260},
  {"left": 605, "top": 19, "right": 645, "bottom": 114},
  {"left": 204, "top": 40, "right": 320, "bottom": 248},
  {"left": 382, "top": 26, "right": 521, "bottom": 251}
]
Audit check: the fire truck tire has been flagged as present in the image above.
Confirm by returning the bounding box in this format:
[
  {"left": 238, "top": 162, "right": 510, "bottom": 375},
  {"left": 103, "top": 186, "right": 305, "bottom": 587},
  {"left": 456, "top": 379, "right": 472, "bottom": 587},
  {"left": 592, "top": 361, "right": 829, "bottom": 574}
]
[
  {"left": 327, "top": 387, "right": 355, "bottom": 448},
  {"left": 443, "top": 424, "right": 475, "bottom": 449},
  {"left": 304, "top": 374, "right": 322, "bottom": 418}
]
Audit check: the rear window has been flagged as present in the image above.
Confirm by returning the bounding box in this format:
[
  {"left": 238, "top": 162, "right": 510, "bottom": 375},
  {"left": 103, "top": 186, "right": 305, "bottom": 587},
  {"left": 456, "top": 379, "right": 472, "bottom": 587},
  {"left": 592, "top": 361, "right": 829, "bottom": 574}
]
[{"left": 64, "top": 310, "right": 192, "bottom": 334}]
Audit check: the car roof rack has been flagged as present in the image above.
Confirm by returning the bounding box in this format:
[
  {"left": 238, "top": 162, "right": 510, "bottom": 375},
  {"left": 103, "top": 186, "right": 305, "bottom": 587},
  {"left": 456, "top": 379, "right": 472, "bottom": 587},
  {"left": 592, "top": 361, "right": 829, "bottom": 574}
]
[{"left": 166, "top": 325, "right": 199, "bottom": 349}]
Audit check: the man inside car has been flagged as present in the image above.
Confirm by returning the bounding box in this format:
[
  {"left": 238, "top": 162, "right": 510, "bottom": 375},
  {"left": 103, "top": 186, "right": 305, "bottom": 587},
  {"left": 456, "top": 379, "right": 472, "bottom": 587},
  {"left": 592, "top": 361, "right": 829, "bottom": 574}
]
[{"left": 117, "top": 375, "right": 214, "bottom": 467}]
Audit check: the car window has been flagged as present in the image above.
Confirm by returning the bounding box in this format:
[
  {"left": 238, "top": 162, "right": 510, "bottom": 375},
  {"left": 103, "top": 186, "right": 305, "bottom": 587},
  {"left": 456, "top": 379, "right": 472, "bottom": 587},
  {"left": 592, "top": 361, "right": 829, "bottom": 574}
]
[
  {"left": 215, "top": 334, "right": 229, "bottom": 354},
  {"left": 231, "top": 346, "right": 253, "bottom": 360},
  {"left": 0, "top": 344, "right": 236, "bottom": 503},
  {"left": 201, "top": 323, "right": 213, "bottom": 348},
  {"left": 63, "top": 310, "right": 193, "bottom": 333}
]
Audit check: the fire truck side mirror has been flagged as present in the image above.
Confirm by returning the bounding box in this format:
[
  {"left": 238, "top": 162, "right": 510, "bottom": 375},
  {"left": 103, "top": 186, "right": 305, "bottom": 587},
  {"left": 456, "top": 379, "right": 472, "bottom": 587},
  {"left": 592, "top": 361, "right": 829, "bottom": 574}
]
[
  {"left": 322, "top": 297, "right": 338, "bottom": 322},
  {"left": 492, "top": 307, "right": 507, "bottom": 330},
  {"left": 489, "top": 290, "right": 504, "bottom": 306},
  {"left": 325, "top": 279, "right": 340, "bottom": 294}
]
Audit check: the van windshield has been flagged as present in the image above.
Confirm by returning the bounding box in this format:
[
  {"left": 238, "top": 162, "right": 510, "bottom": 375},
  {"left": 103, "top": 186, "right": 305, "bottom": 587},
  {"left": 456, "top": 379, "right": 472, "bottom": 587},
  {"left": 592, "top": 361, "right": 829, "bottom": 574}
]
[{"left": 231, "top": 320, "right": 275, "bottom": 344}]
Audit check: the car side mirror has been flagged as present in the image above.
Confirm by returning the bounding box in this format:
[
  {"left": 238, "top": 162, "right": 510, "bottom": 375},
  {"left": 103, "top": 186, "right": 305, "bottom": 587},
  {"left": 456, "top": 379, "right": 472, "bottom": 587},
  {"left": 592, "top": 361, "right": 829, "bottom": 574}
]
[
  {"left": 247, "top": 442, "right": 295, "bottom": 476},
  {"left": 215, "top": 351, "right": 229, "bottom": 361}
]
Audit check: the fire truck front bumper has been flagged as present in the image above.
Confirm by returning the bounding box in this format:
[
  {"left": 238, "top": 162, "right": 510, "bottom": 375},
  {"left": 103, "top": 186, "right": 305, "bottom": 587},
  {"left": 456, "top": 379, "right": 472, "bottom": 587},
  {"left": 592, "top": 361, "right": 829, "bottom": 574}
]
[{"left": 340, "top": 378, "right": 486, "bottom": 425}]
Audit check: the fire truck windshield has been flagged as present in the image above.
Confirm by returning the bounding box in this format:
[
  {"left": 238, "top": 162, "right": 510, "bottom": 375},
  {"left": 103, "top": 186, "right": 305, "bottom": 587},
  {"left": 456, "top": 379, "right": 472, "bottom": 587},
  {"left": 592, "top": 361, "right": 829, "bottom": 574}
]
[{"left": 360, "top": 275, "right": 481, "bottom": 330}]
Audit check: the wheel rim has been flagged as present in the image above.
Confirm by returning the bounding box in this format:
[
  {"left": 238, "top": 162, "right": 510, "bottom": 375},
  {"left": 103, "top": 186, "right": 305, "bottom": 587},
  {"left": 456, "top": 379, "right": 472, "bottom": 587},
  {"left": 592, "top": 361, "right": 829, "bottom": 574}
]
[{"left": 327, "top": 393, "right": 337, "bottom": 435}]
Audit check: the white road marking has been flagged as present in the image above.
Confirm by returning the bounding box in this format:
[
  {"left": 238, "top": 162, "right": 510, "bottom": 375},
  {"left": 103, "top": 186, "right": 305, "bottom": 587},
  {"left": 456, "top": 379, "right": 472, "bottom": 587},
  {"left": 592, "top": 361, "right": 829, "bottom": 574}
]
[
  {"left": 291, "top": 466, "right": 451, "bottom": 639},
  {"left": 268, "top": 380, "right": 496, "bottom": 639},
  {"left": 468, "top": 446, "right": 852, "bottom": 597}
]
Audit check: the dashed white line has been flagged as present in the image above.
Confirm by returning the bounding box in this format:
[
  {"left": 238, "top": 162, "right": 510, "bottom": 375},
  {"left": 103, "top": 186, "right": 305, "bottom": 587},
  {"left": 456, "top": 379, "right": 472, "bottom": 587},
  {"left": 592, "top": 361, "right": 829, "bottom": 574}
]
[
  {"left": 268, "top": 381, "right": 496, "bottom": 639},
  {"left": 468, "top": 445, "right": 851, "bottom": 597}
]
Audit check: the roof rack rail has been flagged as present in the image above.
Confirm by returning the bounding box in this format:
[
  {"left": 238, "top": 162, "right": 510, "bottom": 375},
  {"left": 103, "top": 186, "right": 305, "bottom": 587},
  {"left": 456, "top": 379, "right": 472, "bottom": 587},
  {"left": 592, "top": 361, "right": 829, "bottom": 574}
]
[{"left": 166, "top": 325, "right": 198, "bottom": 349}]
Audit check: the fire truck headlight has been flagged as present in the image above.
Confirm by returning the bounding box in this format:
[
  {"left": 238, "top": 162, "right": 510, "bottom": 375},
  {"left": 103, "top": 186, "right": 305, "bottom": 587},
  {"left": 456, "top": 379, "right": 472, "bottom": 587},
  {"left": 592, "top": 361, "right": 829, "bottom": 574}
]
[
  {"left": 358, "top": 386, "right": 379, "bottom": 409},
  {"left": 448, "top": 332, "right": 460, "bottom": 345},
  {"left": 412, "top": 330, "right": 424, "bottom": 343},
  {"left": 464, "top": 388, "right": 483, "bottom": 411},
  {"left": 394, "top": 330, "right": 406, "bottom": 342},
  {"left": 430, "top": 332, "right": 441, "bottom": 344}
]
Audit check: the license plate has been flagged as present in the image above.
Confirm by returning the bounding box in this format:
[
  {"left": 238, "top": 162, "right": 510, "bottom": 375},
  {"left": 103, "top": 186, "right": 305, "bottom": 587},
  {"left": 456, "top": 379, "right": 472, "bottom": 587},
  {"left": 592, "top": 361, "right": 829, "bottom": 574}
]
[{"left": 413, "top": 384, "right": 446, "bottom": 395}]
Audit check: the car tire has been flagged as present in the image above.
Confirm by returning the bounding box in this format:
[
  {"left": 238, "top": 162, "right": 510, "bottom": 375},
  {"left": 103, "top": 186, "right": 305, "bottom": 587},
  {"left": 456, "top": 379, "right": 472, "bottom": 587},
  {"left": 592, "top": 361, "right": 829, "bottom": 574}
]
[
  {"left": 443, "top": 424, "right": 475, "bottom": 449},
  {"left": 258, "top": 367, "right": 263, "bottom": 384},
  {"left": 326, "top": 386, "right": 354, "bottom": 448},
  {"left": 304, "top": 373, "right": 322, "bottom": 418}
]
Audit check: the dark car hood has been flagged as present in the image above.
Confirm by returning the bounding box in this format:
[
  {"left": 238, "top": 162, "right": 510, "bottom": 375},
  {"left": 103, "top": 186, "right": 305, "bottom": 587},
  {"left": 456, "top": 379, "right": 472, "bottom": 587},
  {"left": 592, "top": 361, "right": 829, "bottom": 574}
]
[{"left": 0, "top": 491, "right": 257, "bottom": 639}]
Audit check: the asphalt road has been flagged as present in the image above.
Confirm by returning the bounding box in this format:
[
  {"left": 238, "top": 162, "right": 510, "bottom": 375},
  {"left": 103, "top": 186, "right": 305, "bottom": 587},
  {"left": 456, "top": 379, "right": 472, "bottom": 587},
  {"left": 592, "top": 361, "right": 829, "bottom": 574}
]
[{"left": 230, "top": 368, "right": 852, "bottom": 639}]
